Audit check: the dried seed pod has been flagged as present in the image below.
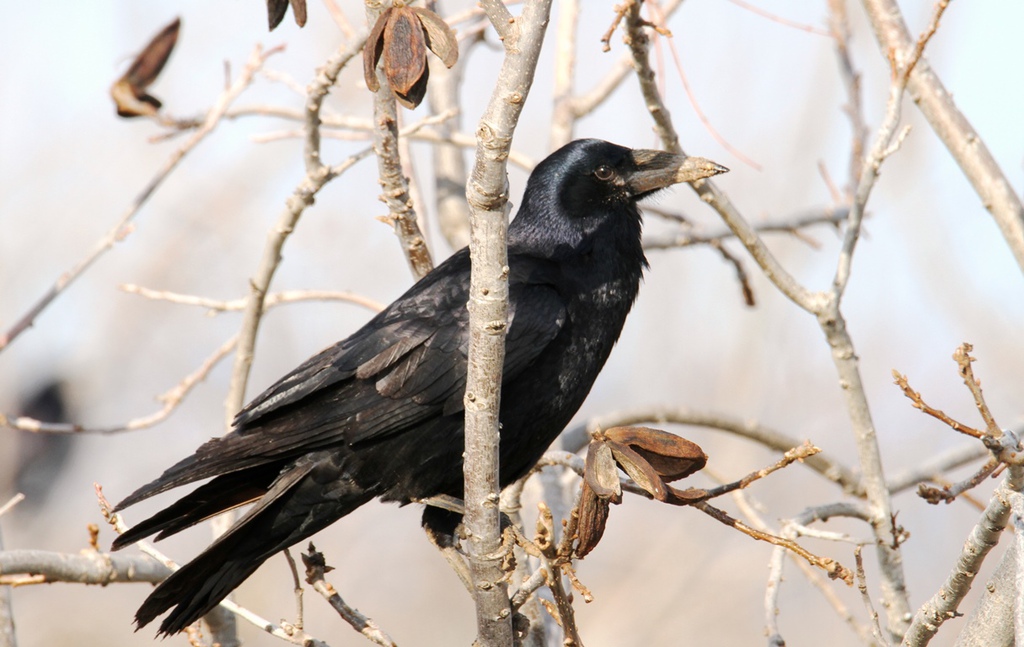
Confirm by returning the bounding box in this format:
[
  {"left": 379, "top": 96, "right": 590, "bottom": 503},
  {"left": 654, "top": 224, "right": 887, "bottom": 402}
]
[
  {"left": 383, "top": 7, "right": 429, "bottom": 108},
  {"left": 575, "top": 481, "right": 611, "bottom": 558},
  {"left": 665, "top": 484, "right": 709, "bottom": 506},
  {"left": 584, "top": 439, "right": 622, "bottom": 503},
  {"left": 607, "top": 440, "right": 668, "bottom": 501},
  {"left": 605, "top": 426, "right": 707, "bottom": 482},
  {"left": 410, "top": 6, "right": 458, "bottom": 67},
  {"left": 267, "top": 0, "right": 307, "bottom": 31},
  {"left": 363, "top": 5, "right": 459, "bottom": 109},
  {"left": 110, "top": 18, "right": 180, "bottom": 118}
]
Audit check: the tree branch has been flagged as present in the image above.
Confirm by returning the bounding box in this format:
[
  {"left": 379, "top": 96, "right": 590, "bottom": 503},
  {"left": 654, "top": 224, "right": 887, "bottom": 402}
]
[
  {"left": 860, "top": 0, "right": 1024, "bottom": 274},
  {"left": 463, "top": 1, "right": 553, "bottom": 644},
  {"left": 0, "top": 45, "right": 281, "bottom": 354}
]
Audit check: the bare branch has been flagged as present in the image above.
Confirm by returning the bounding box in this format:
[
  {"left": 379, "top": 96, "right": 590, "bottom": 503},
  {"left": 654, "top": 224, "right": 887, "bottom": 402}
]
[
  {"left": 1, "top": 334, "right": 236, "bottom": 435},
  {"left": 860, "top": 0, "right": 1024, "bottom": 274},
  {"left": 462, "top": 1, "right": 554, "bottom": 644},
  {"left": 902, "top": 467, "right": 1024, "bottom": 646},
  {"left": 0, "top": 550, "right": 170, "bottom": 587},
  {"left": 93, "top": 485, "right": 331, "bottom": 646},
  {"left": 0, "top": 45, "right": 282, "bottom": 353},
  {"left": 226, "top": 35, "right": 365, "bottom": 424},
  {"left": 694, "top": 501, "right": 854, "bottom": 584},
  {"left": 302, "top": 545, "right": 396, "bottom": 647}
]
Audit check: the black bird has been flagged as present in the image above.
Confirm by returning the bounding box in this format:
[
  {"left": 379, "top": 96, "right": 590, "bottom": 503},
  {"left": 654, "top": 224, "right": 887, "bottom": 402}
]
[{"left": 112, "top": 138, "right": 727, "bottom": 635}]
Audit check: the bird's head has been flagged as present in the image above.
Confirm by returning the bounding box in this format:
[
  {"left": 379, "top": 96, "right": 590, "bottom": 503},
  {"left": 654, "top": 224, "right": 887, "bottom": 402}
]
[{"left": 511, "top": 138, "right": 728, "bottom": 255}]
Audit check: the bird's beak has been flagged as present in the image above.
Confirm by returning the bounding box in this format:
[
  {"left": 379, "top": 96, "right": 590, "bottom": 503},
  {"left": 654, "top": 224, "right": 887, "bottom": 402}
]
[{"left": 627, "top": 149, "right": 729, "bottom": 196}]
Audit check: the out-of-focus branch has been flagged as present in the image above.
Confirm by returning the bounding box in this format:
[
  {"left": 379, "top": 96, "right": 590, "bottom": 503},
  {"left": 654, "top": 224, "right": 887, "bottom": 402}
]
[
  {"left": 827, "top": 0, "right": 867, "bottom": 198},
  {"left": 0, "top": 334, "right": 236, "bottom": 435},
  {"left": 426, "top": 28, "right": 474, "bottom": 250},
  {"left": 226, "top": 35, "right": 365, "bottom": 424},
  {"left": 463, "top": 1, "right": 554, "bottom": 644},
  {"left": 0, "top": 45, "right": 281, "bottom": 354},
  {"left": 549, "top": 0, "right": 580, "bottom": 150},
  {"left": 0, "top": 550, "right": 169, "bottom": 586},
  {"left": 860, "top": 0, "right": 1024, "bottom": 274}
]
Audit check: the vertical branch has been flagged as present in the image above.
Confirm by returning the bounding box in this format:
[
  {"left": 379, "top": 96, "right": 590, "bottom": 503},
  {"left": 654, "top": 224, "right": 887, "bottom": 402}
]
[
  {"left": 427, "top": 40, "right": 472, "bottom": 250},
  {"left": 549, "top": 0, "right": 579, "bottom": 149},
  {"left": 225, "top": 36, "right": 365, "bottom": 421},
  {"left": 464, "top": 1, "right": 554, "bottom": 645},
  {"left": 0, "top": 495, "right": 21, "bottom": 647},
  {"left": 626, "top": 0, "right": 915, "bottom": 636}
]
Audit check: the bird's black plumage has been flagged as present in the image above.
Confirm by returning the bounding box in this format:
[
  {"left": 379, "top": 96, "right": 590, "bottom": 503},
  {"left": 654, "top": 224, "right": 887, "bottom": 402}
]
[{"left": 112, "top": 138, "right": 726, "bottom": 635}]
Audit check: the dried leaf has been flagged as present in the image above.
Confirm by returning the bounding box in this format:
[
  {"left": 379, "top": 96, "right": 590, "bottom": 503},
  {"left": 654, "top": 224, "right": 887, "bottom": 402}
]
[
  {"left": 575, "top": 481, "right": 610, "bottom": 558},
  {"left": 363, "top": 7, "right": 393, "bottom": 92},
  {"left": 584, "top": 439, "right": 622, "bottom": 503},
  {"left": 383, "top": 7, "right": 428, "bottom": 96},
  {"left": 608, "top": 440, "right": 668, "bottom": 501},
  {"left": 605, "top": 426, "right": 707, "bottom": 482},
  {"left": 110, "top": 18, "right": 180, "bottom": 118},
  {"left": 410, "top": 6, "right": 459, "bottom": 68}
]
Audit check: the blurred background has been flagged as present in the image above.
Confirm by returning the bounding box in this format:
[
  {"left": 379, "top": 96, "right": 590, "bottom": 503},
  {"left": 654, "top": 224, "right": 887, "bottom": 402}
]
[{"left": 1, "top": 1, "right": 1022, "bottom": 645}]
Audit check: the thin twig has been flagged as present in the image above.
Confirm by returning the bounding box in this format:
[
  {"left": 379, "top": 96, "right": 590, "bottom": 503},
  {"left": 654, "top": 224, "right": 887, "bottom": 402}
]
[
  {"left": 694, "top": 502, "right": 854, "bottom": 584},
  {"left": 891, "top": 369, "right": 986, "bottom": 440},
  {"left": 854, "top": 546, "right": 891, "bottom": 646},
  {"left": 225, "top": 34, "right": 366, "bottom": 425},
  {"left": 302, "top": 545, "right": 396, "bottom": 647},
  {"left": 860, "top": 0, "right": 1024, "bottom": 274},
  {"left": 93, "top": 485, "right": 330, "bottom": 646},
  {"left": 0, "top": 45, "right": 282, "bottom": 353},
  {"left": 0, "top": 335, "right": 237, "bottom": 435},
  {"left": 953, "top": 343, "right": 1002, "bottom": 437}
]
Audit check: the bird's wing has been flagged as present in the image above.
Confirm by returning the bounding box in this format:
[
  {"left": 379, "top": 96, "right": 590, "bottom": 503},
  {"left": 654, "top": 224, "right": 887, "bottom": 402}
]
[
  {"left": 115, "top": 256, "right": 568, "bottom": 509},
  {"left": 236, "top": 253, "right": 567, "bottom": 444}
]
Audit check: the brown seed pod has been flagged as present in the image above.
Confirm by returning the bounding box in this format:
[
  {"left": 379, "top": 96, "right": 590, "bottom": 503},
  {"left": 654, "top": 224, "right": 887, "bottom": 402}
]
[
  {"left": 584, "top": 439, "right": 622, "bottom": 503},
  {"left": 363, "top": 4, "right": 459, "bottom": 109},
  {"left": 604, "top": 426, "right": 707, "bottom": 482},
  {"left": 575, "top": 481, "right": 611, "bottom": 558}
]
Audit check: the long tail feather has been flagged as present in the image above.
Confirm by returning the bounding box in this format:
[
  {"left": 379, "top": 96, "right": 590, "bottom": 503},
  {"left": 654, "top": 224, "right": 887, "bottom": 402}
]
[
  {"left": 112, "top": 463, "right": 282, "bottom": 550},
  {"left": 133, "top": 453, "right": 373, "bottom": 635}
]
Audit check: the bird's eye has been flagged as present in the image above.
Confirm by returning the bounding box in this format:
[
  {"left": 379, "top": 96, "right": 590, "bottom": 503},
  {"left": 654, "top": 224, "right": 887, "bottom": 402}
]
[{"left": 594, "top": 165, "right": 615, "bottom": 181}]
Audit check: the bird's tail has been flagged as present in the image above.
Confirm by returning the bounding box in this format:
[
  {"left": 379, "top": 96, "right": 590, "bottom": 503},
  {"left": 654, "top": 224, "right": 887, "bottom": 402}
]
[{"left": 125, "top": 454, "right": 373, "bottom": 635}]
